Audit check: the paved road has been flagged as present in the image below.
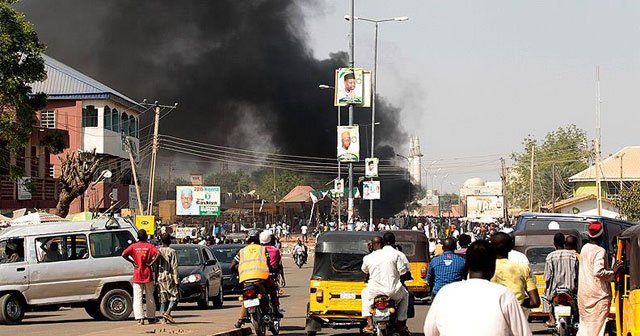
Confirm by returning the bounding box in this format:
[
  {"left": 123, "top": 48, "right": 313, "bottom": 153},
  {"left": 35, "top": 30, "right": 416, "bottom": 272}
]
[{"left": 1, "top": 255, "right": 550, "bottom": 336}]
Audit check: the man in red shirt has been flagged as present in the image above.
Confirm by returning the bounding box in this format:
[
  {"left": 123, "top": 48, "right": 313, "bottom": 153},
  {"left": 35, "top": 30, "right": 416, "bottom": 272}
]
[{"left": 122, "top": 229, "right": 160, "bottom": 325}]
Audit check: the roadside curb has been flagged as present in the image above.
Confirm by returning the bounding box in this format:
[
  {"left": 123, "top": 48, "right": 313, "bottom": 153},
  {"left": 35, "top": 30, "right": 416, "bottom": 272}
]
[{"left": 209, "top": 327, "right": 252, "bottom": 336}]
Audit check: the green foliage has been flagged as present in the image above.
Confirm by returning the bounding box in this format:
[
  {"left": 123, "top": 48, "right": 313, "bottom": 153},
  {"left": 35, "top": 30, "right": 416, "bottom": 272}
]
[
  {"left": 507, "top": 125, "right": 590, "bottom": 209},
  {"left": 0, "top": 0, "right": 47, "bottom": 175},
  {"left": 440, "top": 192, "right": 460, "bottom": 204},
  {"left": 205, "top": 171, "right": 253, "bottom": 194},
  {"left": 614, "top": 182, "right": 640, "bottom": 222},
  {"left": 252, "top": 168, "right": 324, "bottom": 201}
]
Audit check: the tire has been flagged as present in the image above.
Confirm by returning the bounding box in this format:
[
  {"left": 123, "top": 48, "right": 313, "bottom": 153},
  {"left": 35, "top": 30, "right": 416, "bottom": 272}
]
[
  {"left": 99, "top": 289, "right": 133, "bottom": 321},
  {"left": 212, "top": 283, "right": 224, "bottom": 308},
  {"left": 0, "top": 293, "right": 25, "bottom": 325},
  {"left": 84, "top": 302, "right": 105, "bottom": 320},
  {"left": 197, "top": 283, "right": 210, "bottom": 309},
  {"left": 557, "top": 319, "right": 567, "bottom": 336},
  {"left": 251, "top": 310, "right": 266, "bottom": 336}
]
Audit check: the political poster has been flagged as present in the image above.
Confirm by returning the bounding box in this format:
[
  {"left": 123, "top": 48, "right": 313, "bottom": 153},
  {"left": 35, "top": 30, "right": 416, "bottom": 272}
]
[
  {"left": 175, "top": 227, "right": 199, "bottom": 239},
  {"left": 365, "top": 158, "right": 379, "bottom": 178},
  {"left": 334, "top": 68, "right": 365, "bottom": 106},
  {"left": 363, "top": 181, "right": 381, "bottom": 200},
  {"left": 333, "top": 178, "right": 344, "bottom": 197},
  {"left": 337, "top": 125, "right": 359, "bottom": 162},
  {"left": 176, "top": 186, "right": 221, "bottom": 216},
  {"left": 465, "top": 195, "right": 505, "bottom": 218}
]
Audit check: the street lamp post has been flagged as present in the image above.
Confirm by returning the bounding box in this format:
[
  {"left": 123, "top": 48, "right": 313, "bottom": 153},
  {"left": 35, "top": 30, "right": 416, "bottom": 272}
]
[
  {"left": 423, "top": 160, "right": 437, "bottom": 191},
  {"left": 319, "top": 84, "right": 341, "bottom": 226},
  {"left": 345, "top": 14, "right": 408, "bottom": 227}
]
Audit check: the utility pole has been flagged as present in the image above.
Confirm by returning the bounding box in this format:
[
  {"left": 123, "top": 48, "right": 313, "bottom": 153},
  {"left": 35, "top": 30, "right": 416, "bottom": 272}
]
[
  {"left": 500, "top": 158, "right": 508, "bottom": 223},
  {"left": 143, "top": 100, "right": 178, "bottom": 216},
  {"left": 347, "top": 0, "right": 355, "bottom": 225},
  {"left": 124, "top": 137, "right": 144, "bottom": 215},
  {"left": 273, "top": 165, "right": 277, "bottom": 226},
  {"left": 529, "top": 144, "right": 535, "bottom": 211},
  {"left": 595, "top": 66, "right": 602, "bottom": 216},
  {"left": 551, "top": 163, "right": 556, "bottom": 213}
]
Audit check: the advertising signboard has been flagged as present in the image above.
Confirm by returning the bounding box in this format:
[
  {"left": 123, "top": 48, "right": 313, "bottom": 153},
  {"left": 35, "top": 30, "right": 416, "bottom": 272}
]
[
  {"left": 465, "top": 195, "right": 505, "bottom": 218},
  {"left": 337, "top": 125, "right": 360, "bottom": 162},
  {"left": 135, "top": 215, "right": 156, "bottom": 236},
  {"left": 333, "top": 178, "right": 344, "bottom": 197},
  {"left": 176, "top": 186, "right": 221, "bottom": 216},
  {"left": 363, "top": 181, "right": 381, "bottom": 200},
  {"left": 175, "top": 227, "right": 199, "bottom": 239}
]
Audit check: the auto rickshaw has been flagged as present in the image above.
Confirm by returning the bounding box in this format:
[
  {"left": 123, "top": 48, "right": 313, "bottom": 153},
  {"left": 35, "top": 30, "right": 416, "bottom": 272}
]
[
  {"left": 386, "top": 230, "right": 430, "bottom": 301},
  {"left": 512, "top": 229, "right": 583, "bottom": 321},
  {"left": 306, "top": 231, "right": 379, "bottom": 336},
  {"left": 614, "top": 224, "right": 640, "bottom": 335}
]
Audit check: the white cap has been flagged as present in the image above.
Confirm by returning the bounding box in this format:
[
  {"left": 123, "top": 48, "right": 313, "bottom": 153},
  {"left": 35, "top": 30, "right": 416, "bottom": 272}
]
[{"left": 259, "top": 231, "right": 272, "bottom": 244}]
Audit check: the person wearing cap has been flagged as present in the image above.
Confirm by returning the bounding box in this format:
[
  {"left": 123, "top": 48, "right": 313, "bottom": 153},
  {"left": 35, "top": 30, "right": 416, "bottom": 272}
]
[
  {"left": 177, "top": 187, "right": 199, "bottom": 215},
  {"left": 577, "top": 222, "right": 622, "bottom": 336}
]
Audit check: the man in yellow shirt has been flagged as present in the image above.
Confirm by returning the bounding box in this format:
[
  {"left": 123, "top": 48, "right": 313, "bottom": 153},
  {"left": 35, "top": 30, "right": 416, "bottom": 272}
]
[{"left": 490, "top": 232, "right": 540, "bottom": 309}]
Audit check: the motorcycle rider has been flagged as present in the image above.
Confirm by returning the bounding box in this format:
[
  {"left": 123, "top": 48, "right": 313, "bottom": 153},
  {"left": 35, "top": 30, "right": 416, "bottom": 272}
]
[
  {"left": 231, "top": 230, "right": 283, "bottom": 328},
  {"left": 361, "top": 232, "right": 410, "bottom": 333},
  {"left": 262, "top": 231, "right": 286, "bottom": 288},
  {"left": 293, "top": 239, "right": 308, "bottom": 265}
]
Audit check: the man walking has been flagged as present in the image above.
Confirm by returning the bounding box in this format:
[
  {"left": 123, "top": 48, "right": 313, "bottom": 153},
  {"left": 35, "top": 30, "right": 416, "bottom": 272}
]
[
  {"left": 157, "top": 233, "right": 179, "bottom": 324},
  {"left": 424, "top": 240, "right": 532, "bottom": 336},
  {"left": 426, "top": 237, "right": 465, "bottom": 298},
  {"left": 122, "top": 229, "right": 160, "bottom": 325},
  {"left": 577, "top": 222, "right": 621, "bottom": 336},
  {"left": 543, "top": 232, "right": 579, "bottom": 327},
  {"left": 490, "top": 232, "right": 540, "bottom": 310}
]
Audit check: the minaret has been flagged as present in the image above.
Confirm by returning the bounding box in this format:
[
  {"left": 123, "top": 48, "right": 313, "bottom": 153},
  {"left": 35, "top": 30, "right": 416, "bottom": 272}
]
[{"left": 408, "top": 136, "right": 423, "bottom": 186}]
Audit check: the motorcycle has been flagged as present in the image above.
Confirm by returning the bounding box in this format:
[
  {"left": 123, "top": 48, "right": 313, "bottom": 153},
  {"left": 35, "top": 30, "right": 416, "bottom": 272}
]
[
  {"left": 294, "top": 251, "right": 305, "bottom": 268},
  {"left": 550, "top": 288, "right": 578, "bottom": 336},
  {"left": 240, "top": 280, "right": 280, "bottom": 336},
  {"left": 371, "top": 295, "right": 408, "bottom": 336}
]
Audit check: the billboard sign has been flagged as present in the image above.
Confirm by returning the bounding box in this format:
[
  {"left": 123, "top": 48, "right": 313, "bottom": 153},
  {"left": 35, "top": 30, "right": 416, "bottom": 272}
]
[
  {"left": 129, "top": 185, "right": 138, "bottom": 209},
  {"left": 363, "top": 181, "right": 381, "bottom": 200},
  {"left": 362, "top": 71, "right": 372, "bottom": 108},
  {"left": 175, "top": 227, "right": 199, "bottom": 239},
  {"left": 334, "top": 68, "right": 365, "bottom": 106},
  {"left": 365, "top": 158, "right": 379, "bottom": 178},
  {"left": 337, "top": 125, "right": 360, "bottom": 162},
  {"left": 176, "top": 186, "right": 221, "bottom": 216},
  {"left": 466, "top": 195, "right": 505, "bottom": 218}
]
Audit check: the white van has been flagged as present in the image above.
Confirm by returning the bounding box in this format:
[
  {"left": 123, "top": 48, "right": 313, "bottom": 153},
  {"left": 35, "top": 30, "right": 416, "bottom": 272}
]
[{"left": 0, "top": 217, "right": 137, "bottom": 324}]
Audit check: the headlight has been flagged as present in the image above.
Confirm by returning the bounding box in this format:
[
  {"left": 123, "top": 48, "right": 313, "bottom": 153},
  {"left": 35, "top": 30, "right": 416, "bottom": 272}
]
[{"left": 181, "top": 274, "right": 202, "bottom": 284}]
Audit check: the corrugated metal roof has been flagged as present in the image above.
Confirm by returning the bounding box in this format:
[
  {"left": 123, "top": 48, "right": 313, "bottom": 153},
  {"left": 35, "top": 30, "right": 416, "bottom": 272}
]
[
  {"left": 30, "top": 55, "right": 141, "bottom": 108},
  {"left": 569, "top": 146, "right": 640, "bottom": 182}
]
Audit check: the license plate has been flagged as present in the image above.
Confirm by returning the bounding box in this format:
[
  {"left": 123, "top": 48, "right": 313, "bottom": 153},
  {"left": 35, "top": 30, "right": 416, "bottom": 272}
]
[
  {"left": 375, "top": 309, "right": 390, "bottom": 318},
  {"left": 340, "top": 292, "right": 356, "bottom": 299},
  {"left": 555, "top": 305, "right": 572, "bottom": 317},
  {"left": 243, "top": 298, "right": 260, "bottom": 308}
]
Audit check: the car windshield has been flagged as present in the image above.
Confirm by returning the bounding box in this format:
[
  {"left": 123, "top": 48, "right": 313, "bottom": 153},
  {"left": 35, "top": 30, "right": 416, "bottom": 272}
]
[
  {"left": 211, "top": 246, "right": 242, "bottom": 263},
  {"left": 175, "top": 247, "right": 201, "bottom": 266}
]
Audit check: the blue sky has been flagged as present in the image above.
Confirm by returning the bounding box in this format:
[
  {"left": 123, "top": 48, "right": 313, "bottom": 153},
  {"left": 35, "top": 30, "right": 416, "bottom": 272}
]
[{"left": 302, "top": 0, "right": 640, "bottom": 192}]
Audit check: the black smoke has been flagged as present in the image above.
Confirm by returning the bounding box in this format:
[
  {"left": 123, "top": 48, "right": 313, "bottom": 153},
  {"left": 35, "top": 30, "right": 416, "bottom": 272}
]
[{"left": 17, "top": 0, "right": 412, "bottom": 217}]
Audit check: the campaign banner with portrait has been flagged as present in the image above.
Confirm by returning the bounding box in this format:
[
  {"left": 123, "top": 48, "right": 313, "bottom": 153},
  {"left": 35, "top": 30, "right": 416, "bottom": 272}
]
[
  {"left": 333, "top": 178, "right": 345, "bottom": 197},
  {"left": 176, "top": 186, "right": 221, "bottom": 216},
  {"left": 337, "top": 125, "right": 360, "bottom": 162},
  {"left": 365, "top": 157, "right": 379, "bottom": 178},
  {"left": 465, "top": 195, "right": 504, "bottom": 218},
  {"left": 334, "top": 68, "right": 365, "bottom": 106},
  {"left": 362, "top": 181, "right": 381, "bottom": 200}
]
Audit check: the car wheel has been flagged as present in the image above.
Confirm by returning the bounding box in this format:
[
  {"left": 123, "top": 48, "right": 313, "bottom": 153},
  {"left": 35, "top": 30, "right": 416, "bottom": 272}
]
[
  {"left": 197, "top": 283, "right": 210, "bottom": 309},
  {"left": 84, "top": 302, "right": 105, "bottom": 320},
  {"left": 0, "top": 293, "right": 25, "bottom": 325},
  {"left": 212, "top": 283, "right": 224, "bottom": 307},
  {"left": 99, "top": 289, "right": 133, "bottom": 321}
]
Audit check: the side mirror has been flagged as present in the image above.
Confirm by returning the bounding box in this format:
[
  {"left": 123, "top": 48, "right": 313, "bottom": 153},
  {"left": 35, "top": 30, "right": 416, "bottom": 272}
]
[{"left": 205, "top": 259, "right": 217, "bottom": 266}]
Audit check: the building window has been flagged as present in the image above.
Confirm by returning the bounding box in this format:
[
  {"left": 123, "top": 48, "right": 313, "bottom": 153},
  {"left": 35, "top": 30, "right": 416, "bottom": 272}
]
[
  {"left": 128, "top": 115, "right": 136, "bottom": 137},
  {"left": 103, "top": 106, "right": 112, "bottom": 130},
  {"left": 82, "top": 105, "right": 98, "bottom": 127},
  {"left": 40, "top": 110, "right": 56, "bottom": 129},
  {"left": 121, "top": 113, "right": 129, "bottom": 135},
  {"left": 111, "top": 108, "right": 120, "bottom": 133}
]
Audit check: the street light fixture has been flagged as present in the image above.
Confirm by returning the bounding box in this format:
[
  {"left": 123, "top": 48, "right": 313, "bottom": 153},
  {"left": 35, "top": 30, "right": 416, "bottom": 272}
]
[
  {"left": 318, "top": 84, "right": 334, "bottom": 90},
  {"left": 347, "top": 14, "right": 409, "bottom": 225}
]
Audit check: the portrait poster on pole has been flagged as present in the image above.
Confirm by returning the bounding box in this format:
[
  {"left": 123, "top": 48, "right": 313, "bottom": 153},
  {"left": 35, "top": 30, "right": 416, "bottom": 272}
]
[
  {"left": 337, "top": 125, "right": 360, "bottom": 162},
  {"left": 365, "top": 158, "right": 379, "bottom": 178},
  {"left": 333, "top": 178, "right": 344, "bottom": 197},
  {"left": 334, "top": 68, "right": 365, "bottom": 106},
  {"left": 363, "top": 181, "right": 381, "bottom": 200},
  {"left": 176, "top": 186, "right": 221, "bottom": 216}
]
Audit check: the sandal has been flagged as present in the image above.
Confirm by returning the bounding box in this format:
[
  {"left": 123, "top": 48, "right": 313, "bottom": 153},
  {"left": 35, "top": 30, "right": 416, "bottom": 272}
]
[{"left": 163, "top": 314, "right": 175, "bottom": 324}]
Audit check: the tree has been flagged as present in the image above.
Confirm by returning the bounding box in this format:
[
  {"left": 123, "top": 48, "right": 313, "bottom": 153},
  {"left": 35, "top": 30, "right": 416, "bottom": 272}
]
[
  {"left": 0, "top": 0, "right": 47, "bottom": 177},
  {"left": 507, "top": 125, "right": 590, "bottom": 209},
  {"left": 205, "top": 171, "right": 254, "bottom": 194},
  {"left": 614, "top": 182, "right": 640, "bottom": 222},
  {"left": 56, "top": 150, "right": 103, "bottom": 217}
]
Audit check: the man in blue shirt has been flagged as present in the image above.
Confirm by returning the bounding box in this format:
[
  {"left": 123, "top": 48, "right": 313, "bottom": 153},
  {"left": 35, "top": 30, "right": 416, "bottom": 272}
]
[{"left": 426, "top": 237, "right": 465, "bottom": 298}]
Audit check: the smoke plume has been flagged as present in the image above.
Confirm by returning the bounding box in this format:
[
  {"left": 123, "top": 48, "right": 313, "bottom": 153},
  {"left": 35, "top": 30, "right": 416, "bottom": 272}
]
[{"left": 17, "top": 0, "right": 412, "bottom": 217}]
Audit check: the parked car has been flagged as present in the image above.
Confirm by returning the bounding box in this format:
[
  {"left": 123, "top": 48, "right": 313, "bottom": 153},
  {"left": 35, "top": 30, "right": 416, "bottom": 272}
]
[
  {"left": 173, "top": 244, "right": 224, "bottom": 309},
  {"left": 0, "top": 217, "right": 137, "bottom": 324},
  {"left": 209, "top": 244, "right": 244, "bottom": 295}
]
